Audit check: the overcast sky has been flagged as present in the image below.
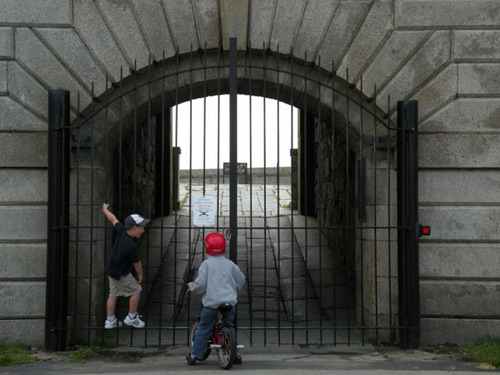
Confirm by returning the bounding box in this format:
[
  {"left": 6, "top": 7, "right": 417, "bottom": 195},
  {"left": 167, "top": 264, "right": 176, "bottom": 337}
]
[{"left": 172, "top": 95, "right": 298, "bottom": 170}]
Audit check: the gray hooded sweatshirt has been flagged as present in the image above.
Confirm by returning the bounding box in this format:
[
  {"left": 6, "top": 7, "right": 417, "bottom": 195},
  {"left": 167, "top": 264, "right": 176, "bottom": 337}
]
[{"left": 189, "top": 254, "right": 245, "bottom": 309}]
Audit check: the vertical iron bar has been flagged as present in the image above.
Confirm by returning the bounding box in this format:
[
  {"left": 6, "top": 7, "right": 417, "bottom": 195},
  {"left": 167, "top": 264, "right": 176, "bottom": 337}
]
[
  {"left": 331, "top": 63, "right": 337, "bottom": 346},
  {"left": 275, "top": 44, "right": 281, "bottom": 346},
  {"left": 397, "top": 100, "right": 420, "bottom": 349},
  {"left": 229, "top": 37, "right": 238, "bottom": 263},
  {"left": 262, "top": 43, "right": 268, "bottom": 346},
  {"left": 88, "top": 83, "right": 95, "bottom": 346},
  {"left": 303, "top": 51, "right": 309, "bottom": 345},
  {"left": 46, "top": 89, "right": 70, "bottom": 351},
  {"left": 248, "top": 45, "right": 254, "bottom": 346},
  {"left": 73, "top": 93, "right": 81, "bottom": 346},
  {"left": 345, "top": 69, "right": 351, "bottom": 345},
  {"left": 387, "top": 95, "right": 394, "bottom": 342},
  {"left": 372, "top": 84, "right": 379, "bottom": 344},
  {"left": 358, "top": 76, "right": 365, "bottom": 346}
]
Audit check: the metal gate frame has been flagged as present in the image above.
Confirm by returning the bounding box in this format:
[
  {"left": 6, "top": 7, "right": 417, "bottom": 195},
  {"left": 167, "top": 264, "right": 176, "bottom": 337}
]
[{"left": 45, "top": 38, "right": 421, "bottom": 350}]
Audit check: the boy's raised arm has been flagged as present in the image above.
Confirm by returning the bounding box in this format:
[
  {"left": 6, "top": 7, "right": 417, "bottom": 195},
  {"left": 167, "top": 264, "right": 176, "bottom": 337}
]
[{"left": 102, "top": 203, "right": 119, "bottom": 226}]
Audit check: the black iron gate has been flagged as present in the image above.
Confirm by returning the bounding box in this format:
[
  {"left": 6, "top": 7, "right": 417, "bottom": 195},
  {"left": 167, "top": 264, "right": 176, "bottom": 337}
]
[{"left": 46, "top": 38, "right": 421, "bottom": 350}]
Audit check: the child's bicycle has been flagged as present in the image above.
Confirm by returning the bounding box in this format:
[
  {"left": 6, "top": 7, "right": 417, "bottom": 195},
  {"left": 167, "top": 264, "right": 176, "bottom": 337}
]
[{"left": 188, "top": 303, "right": 243, "bottom": 370}]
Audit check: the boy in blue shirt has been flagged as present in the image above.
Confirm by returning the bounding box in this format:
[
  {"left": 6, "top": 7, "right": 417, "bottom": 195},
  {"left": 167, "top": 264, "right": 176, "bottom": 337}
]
[{"left": 102, "top": 203, "right": 150, "bottom": 329}]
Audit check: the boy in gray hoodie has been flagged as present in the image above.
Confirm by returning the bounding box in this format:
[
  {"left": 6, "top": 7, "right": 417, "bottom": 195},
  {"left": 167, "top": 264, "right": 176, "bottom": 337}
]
[{"left": 186, "top": 232, "right": 245, "bottom": 365}]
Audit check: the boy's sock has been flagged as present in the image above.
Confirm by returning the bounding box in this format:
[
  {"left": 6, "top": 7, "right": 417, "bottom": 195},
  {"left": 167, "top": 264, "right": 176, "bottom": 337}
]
[
  {"left": 107, "top": 315, "right": 116, "bottom": 322},
  {"left": 128, "top": 312, "right": 138, "bottom": 319}
]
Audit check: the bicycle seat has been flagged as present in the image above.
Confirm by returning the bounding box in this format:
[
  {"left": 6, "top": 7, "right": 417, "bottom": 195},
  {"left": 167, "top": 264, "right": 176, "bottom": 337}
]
[{"left": 217, "top": 303, "right": 232, "bottom": 313}]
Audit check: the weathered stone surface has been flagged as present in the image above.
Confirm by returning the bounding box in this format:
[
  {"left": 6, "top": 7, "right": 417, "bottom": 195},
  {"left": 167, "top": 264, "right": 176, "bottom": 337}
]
[
  {"left": 420, "top": 206, "right": 500, "bottom": 241},
  {"left": 0, "top": 206, "right": 47, "bottom": 240},
  {"left": 35, "top": 28, "right": 107, "bottom": 93},
  {"left": 0, "top": 282, "right": 45, "bottom": 316},
  {"left": 360, "top": 31, "right": 429, "bottom": 97},
  {"left": 294, "top": 0, "right": 337, "bottom": 61},
  {"left": 221, "top": 0, "right": 248, "bottom": 50},
  {"left": 421, "top": 280, "right": 500, "bottom": 316},
  {"left": 412, "top": 64, "right": 457, "bottom": 120},
  {"left": 192, "top": 0, "right": 219, "bottom": 50},
  {"left": 0, "top": 320, "right": 44, "bottom": 347},
  {"left": 317, "top": 0, "right": 372, "bottom": 70},
  {"left": 458, "top": 64, "right": 500, "bottom": 95},
  {"left": 0, "top": 61, "right": 6, "bottom": 94},
  {"left": 421, "top": 98, "right": 500, "bottom": 133},
  {"left": 420, "top": 243, "right": 500, "bottom": 278},
  {"left": 454, "top": 30, "right": 500, "bottom": 60},
  {"left": 0, "top": 0, "right": 71, "bottom": 25},
  {"left": 420, "top": 134, "right": 500, "bottom": 168},
  {"left": 15, "top": 28, "right": 91, "bottom": 109},
  {"left": 130, "top": 0, "right": 176, "bottom": 61},
  {"left": 378, "top": 31, "right": 450, "bottom": 111},
  {"left": 161, "top": 0, "right": 199, "bottom": 53},
  {"left": 0, "top": 132, "right": 47, "bottom": 167},
  {"left": 396, "top": 0, "right": 500, "bottom": 28},
  {"left": 74, "top": 0, "right": 130, "bottom": 83},
  {"left": 270, "top": 0, "right": 307, "bottom": 53},
  {"left": 0, "top": 97, "right": 46, "bottom": 131},
  {"left": 7, "top": 62, "right": 48, "bottom": 119},
  {"left": 0, "top": 243, "right": 46, "bottom": 278},
  {"left": 96, "top": 0, "right": 150, "bottom": 69},
  {"left": 420, "top": 170, "right": 500, "bottom": 203},
  {"left": 0, "top": 27, "right": 14, "bottom": 59},
  {"left": 248, "top": 0, "right": 276, "bottom": 48},
  {"left": 338, "top": 0, "right": 393, "bottom": 82},
  {"left": 0, "top": 169, "right": 47, "bottom": 202},
  {"left": 422, "top": 318, "right": 500, "bottom": 345}
]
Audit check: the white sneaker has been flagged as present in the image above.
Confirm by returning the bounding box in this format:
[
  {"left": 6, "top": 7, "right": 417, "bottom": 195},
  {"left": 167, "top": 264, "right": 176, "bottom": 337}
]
[
  {"left": 124, "top": 314, "right": 145, "bottom": 328},
  {"left": 104, "top": 318, "right": 122, "bottom": 329}
]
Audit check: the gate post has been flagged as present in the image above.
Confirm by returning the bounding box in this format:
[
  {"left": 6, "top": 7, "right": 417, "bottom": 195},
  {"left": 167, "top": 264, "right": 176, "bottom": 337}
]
[
  {"left": 229, "top": 37, "right": 238, "bottom": 262},
  {"left": 397, "top": 100, "right": 420, "bottom": 349},
  {"left": 45, "top": 90, "right": 70, "bottom": 350}
]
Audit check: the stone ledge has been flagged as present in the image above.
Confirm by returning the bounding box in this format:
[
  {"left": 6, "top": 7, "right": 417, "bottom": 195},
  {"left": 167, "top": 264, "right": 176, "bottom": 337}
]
[
  {"left": 0, "top": 243, "right": 46, "bottom": 278},
  {"left": 395, "top": 0, "right": 500, "bottom": 28},
  {"left": 0, "top": 206, "right": 47, "bottom": 241},
  {"left": 420, "top": 206, "right": 500, "bottom": 241},
  {"left": 0, "top": 27, "right": 14, "bottom": 59},
  {"left": 0, "top": 319, "right": 44, "bottom": 347},
  {"left": 421, "top": 317, "right": 500, "bottom": 345},
  {"left": 454, "top": 30, "right": 500, "bottom": 60},
  {"left": 0, "top": 281, "right": 45, "bottom": 316},
  {"left": 420, "top": 170, "right": 500, "bottom": 203},
  {"left": 0, "top": 132, "right": 47, "bottom": 167},
  {"left": 0, "top": 0, "right": 72, "bottom": 26},
  {"left": 421, "top": 280, "right": 500, "bottom": 317},
  {"left": 420, "top": 243, "right": 500, "bottom": 278},
  {"left": 420, "top": 134, "right": 500, "bottom": 168}
]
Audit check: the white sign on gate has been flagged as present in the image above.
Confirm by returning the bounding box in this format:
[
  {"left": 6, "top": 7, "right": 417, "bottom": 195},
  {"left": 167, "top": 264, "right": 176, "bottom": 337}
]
[{"left": 192, "top": 196, "right": 217, "bottom": 227}]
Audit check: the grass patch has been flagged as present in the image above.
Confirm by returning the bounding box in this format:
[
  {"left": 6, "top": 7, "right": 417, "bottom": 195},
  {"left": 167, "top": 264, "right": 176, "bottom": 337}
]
[
  {"left": 70, "top": 347, "right": 99, "bottom": 361},
  {"left": 0, "top": 343, "right": 37, "bottom": 367},
  {"left": 461, "top": 337, "right": 500, "bottom": 368}
]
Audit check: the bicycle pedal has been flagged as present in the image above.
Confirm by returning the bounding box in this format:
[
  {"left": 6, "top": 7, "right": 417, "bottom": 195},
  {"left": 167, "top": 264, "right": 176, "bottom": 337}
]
[{"left": 210, "top": 344, "right": 222, "bottom": 349}]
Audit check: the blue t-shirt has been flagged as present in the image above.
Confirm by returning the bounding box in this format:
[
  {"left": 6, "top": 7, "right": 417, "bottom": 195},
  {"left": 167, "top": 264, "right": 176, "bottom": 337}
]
[{"left": 106, "top": 222, "right": 140, "bottom": 280}]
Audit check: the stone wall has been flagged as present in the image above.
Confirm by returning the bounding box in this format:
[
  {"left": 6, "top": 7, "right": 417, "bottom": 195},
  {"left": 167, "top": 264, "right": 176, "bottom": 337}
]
[
  {"left": 2, "top": 0, "right": 500, "bottom": 346},
  {"left": 113, "top": 122, "right": 156, "bottom": 220}
]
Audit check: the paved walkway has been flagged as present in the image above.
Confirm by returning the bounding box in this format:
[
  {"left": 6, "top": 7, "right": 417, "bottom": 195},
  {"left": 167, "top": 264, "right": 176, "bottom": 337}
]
[{"left": 1, "top": 345, "right": 496, "bottom": 374}]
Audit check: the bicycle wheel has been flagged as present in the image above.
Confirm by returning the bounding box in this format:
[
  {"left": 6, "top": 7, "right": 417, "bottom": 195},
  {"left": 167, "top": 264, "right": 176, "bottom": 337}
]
[
  {"left": 188, "top": 319, "right": 211, "bottom": 360},
  {"left": 217, "top": 326, "right": 237, "bottom": 370}
]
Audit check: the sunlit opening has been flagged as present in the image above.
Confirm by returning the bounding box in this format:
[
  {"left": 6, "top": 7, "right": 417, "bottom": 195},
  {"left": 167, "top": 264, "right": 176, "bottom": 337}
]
[{"left": 172, "top": 95, "right": 299, "bottom": 170}]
